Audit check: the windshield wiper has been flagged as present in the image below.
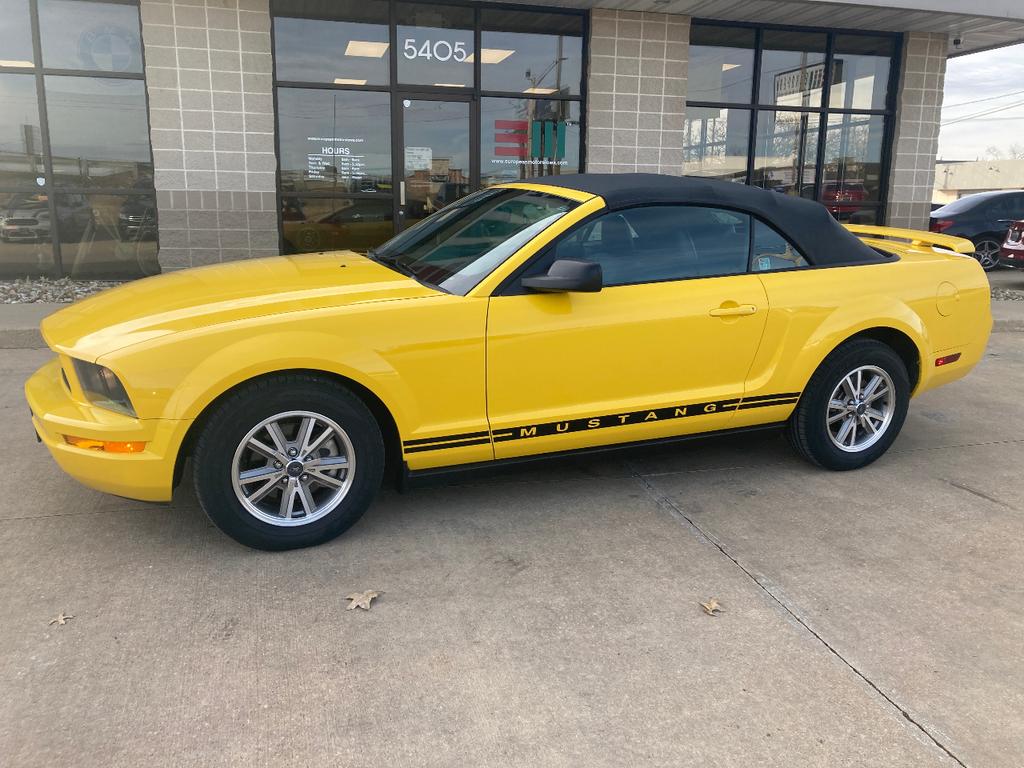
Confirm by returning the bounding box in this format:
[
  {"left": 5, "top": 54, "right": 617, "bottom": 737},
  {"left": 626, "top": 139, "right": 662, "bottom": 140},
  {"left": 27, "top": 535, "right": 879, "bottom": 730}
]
[{"left": 367, "top": 249, "right": 417, "bottom": 278}]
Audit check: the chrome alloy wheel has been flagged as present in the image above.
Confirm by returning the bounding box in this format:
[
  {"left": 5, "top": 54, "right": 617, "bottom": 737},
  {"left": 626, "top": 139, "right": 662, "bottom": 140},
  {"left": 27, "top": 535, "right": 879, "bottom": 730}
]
[
  {"left": 230, "top": 411, "right": 355, "bottom": 527},
  {"left": 973, "top": 239, "right": 1001, "bottom": 270},
  {"left": 826, "top": 365, "right": 895, "bottom": 453}
]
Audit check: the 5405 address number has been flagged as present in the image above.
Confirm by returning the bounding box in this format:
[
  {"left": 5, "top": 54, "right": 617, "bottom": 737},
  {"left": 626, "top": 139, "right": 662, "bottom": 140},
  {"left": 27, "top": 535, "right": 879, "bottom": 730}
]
[{"left": 402, "top": 38, "right": 469, "bottom": 63}]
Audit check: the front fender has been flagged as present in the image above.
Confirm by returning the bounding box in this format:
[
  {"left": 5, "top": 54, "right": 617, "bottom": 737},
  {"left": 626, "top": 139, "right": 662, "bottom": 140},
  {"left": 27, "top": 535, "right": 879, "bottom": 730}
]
[
  {"left": 93, "top": 294, "right": 491, "bottom": 467},
  {"left": 98, "top": 317, "right": 415, "bottom": 434}
]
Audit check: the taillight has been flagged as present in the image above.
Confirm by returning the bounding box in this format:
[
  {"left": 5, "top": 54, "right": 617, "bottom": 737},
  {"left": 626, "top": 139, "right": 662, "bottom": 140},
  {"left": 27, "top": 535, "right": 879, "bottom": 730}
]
[{"left": 930, "top": 219, "right": 953, "bottom": 233}]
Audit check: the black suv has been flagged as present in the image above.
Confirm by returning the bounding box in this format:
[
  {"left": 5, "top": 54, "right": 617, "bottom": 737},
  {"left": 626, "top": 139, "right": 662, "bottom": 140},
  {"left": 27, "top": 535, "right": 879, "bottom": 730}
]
[{"left": 930, "top": 190, "right": 1024, "bottom": 271}]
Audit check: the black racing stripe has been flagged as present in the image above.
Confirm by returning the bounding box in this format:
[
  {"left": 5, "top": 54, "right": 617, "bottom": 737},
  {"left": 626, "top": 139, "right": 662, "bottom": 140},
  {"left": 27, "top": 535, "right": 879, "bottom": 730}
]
[
  {"left": 494, "top": 396, "right": 747, "bottom": 443},
  {"left": 741, "top": 392, "right": 801, "bottom": 403},
  {"left": 404, "top": 437, "right": 492, "bottom": 454},
  {"left": 736, "top": 398, "right": 799, "bottom": 410},
  {"left": 405, "top": 392, "right": 801, "bottom": 451},
  {"left": 403, "top": 429, "right": 491, "bottom": 447}
]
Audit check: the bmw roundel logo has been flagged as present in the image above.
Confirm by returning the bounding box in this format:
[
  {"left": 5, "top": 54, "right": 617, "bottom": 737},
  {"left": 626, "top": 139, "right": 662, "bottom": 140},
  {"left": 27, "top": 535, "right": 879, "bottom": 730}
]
[{"left": 77, "top": 25, "right": 138, "bottom": 74}]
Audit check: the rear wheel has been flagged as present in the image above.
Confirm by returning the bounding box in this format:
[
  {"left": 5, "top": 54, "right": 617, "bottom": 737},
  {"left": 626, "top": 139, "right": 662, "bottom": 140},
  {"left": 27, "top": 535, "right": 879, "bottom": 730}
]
[
  {"left": 972, "top": 236, "right": 1002, "bottom": 271},
  {"left": 192, "top": 375, "right": 384, "bottom": 550},
  {"left": 787, "top": 339, "right": 910, "bottom": 470}
]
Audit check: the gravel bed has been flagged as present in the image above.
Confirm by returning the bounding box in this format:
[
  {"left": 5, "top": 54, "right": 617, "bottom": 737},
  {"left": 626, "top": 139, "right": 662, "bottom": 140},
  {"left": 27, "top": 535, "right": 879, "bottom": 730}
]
[
  {"left": 992, "top": 286, "right": 1024, "bottom": 302},
  {"left": 0, "top": 278, "right": 124, "bottom": 304}
]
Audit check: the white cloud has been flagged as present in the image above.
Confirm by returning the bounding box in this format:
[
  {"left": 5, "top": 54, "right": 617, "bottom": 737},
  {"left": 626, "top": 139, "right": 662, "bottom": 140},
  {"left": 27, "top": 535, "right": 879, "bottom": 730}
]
[{"left": 938, "top": 43, "right": 1024, "bottom": 160}]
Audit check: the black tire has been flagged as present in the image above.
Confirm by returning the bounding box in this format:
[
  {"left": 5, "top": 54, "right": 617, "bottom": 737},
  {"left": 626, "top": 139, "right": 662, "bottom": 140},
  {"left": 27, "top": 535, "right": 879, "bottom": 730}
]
[
  {"left": 786, "top": 339, "right": 910, "bottom": 471},
  {"left": 192, "top": 374, "right": 384, "bottom": 550}
]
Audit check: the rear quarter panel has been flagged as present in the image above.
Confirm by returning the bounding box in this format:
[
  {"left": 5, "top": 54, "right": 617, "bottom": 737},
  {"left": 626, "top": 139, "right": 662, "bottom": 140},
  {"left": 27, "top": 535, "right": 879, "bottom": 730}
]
[{"left": 741, "top": 249, "right": 989, "bottom": 424}]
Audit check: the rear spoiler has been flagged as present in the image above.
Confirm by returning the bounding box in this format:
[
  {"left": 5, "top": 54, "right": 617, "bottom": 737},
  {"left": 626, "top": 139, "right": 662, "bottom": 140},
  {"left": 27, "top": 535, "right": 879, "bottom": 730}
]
[{"left": 843, "top": 224, "right": 975, "bottom": 255}]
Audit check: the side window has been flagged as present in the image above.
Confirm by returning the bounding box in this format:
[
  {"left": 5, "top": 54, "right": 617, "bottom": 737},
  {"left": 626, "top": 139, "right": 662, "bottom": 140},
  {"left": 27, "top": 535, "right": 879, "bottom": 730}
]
[
  {"left": 985, "top": 196, "right": 1016, "bottom": 220},
  {"left": 552, "top": 205, "right": 751, "bottom": 287},
  {"left": 750, "top": 220, "right": 809, "bottom": 272}
]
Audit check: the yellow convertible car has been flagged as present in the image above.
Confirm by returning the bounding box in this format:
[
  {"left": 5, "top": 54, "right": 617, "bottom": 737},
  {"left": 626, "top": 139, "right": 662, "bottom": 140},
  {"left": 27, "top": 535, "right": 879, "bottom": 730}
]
[{"left": 26, "top": 174, "right": 991, "bottom": 550}]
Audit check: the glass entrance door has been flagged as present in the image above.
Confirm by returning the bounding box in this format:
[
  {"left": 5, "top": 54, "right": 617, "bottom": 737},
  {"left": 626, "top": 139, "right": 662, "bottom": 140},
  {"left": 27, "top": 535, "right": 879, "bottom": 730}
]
[{"left": 398, "top": 98, "right": 472, "bottom": 230}]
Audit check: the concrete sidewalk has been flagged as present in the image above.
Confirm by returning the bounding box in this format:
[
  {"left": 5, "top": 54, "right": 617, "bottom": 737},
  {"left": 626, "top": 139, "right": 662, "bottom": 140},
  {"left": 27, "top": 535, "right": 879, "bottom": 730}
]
[
  {"left": 0, "top": 304, "right": 59, "bottom": 349},
  {"left": 1, "top": 332, "right": 1021, "bottom": 767}
]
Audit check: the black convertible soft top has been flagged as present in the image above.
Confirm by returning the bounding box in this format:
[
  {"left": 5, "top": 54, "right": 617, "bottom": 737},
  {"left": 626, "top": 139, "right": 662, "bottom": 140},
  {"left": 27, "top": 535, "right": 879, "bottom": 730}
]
[{"left": 532, "top": 173, "right": 890, "bottom": 267}]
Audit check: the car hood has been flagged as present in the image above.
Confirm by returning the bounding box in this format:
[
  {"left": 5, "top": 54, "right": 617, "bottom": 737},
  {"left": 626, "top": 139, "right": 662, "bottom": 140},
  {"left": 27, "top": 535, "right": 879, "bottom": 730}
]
[{"left": 42, "top": 251, "right": 437, "bottom": 360}]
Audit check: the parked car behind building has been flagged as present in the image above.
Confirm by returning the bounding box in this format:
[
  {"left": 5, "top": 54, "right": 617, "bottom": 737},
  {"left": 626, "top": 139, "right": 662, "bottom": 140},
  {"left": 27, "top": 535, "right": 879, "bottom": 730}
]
[
  {"left": 1000, "top": 220, "right": 1024, "bottom": 269},
  {"left": 930, "top": 190, "right": 1024, "bottom": 271}
]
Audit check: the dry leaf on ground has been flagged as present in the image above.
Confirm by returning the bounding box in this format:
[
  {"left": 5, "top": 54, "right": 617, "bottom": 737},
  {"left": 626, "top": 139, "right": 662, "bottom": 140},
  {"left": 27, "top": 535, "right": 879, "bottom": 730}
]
[
  {"left": 700, "top": 598, "right": 723, "bottom": 617},
  {"left": 48, "top": 612, "right": 74, "bottom": 626},
  {"left": 346, "top": 591, "right": 382, "bottom": 611}
]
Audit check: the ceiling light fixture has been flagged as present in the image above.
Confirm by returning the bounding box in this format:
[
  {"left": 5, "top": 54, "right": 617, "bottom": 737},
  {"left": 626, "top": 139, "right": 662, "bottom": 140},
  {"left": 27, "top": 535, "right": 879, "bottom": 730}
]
[
  {"left": 465, "top": 48, "right": 515, "bottom": 64},
  {"left": 334, "top": 78, "right": 368, "bottom": 85},
  {"left": 0, "top": 59, "right": 33, "bottom": 68},
  {"left": 523, "top": 87, "right": 557, "bottom": 95},
  {"left": 344, "top": 40, "right": 389, "bottom": 58},
  {"left": 722, "top": 63, "right": 740, "bottom": 71},
  {"left": 432, "top": 83, "right": 467, "bottom": 87}
]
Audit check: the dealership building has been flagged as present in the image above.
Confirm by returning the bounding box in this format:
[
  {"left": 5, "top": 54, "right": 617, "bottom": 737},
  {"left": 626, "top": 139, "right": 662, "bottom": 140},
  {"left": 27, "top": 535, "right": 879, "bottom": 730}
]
[{"left": 1, "top": 0, "right": 1022, "bottom": 279}]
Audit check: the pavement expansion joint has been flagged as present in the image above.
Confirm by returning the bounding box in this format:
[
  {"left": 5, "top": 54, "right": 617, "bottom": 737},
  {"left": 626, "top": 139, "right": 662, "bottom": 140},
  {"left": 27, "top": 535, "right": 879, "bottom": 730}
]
[{"left": 630, "top": 465, "right": 970, "bottom": 768}]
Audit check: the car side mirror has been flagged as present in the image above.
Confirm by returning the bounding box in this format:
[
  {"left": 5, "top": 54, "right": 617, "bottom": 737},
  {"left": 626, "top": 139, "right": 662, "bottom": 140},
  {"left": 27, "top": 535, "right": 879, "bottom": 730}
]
[{"left": 521, "top": 259, "right": 602, "bottom": 293}]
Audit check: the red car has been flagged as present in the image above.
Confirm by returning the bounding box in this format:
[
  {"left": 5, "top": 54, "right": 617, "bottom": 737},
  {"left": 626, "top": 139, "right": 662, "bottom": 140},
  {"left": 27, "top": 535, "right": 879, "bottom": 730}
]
[
  {"left": 1000, "top": 220, "right": 1024, "bottom": 268},
  {"left": 820, "top": 182, "right": 868, "bottom": 218}
]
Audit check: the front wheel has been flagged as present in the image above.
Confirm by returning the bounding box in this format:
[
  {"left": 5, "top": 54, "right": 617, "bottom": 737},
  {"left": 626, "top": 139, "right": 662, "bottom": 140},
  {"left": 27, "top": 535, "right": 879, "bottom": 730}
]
[
  {"left": 787, "top": 339, "right": 910, "bottom": 471},
  {"left": 192, "top": 375, "right": 384, "bottom": 550}
]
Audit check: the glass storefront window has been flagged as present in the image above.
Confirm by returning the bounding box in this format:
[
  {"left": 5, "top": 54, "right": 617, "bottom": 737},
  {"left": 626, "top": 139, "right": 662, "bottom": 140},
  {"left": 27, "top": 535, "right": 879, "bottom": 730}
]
[
  {"left": 38, "top": 0, "right": 143, "bottom": 74},
  {"left": 688, "top": 25, "right": 755, "bottom": 104},
  {"left": 752, "top": 110, "right": 820, "bottom": 196},
  {"left": 685, "top": 22, "right": 895, "bottom": 221},
  {"left": 273, "top": 2, "right": 584, "bottom": 251},
  {"left": 759, "top": 30, "right": 827, "bottom": 108},
  {"left": 479, "top": 30, "right": 582, "bottom": 96},
  {"left": 480, "top": 98, "right": 580, "bottom": 187},
  {"left": 396, "top": 3, "right": 475, "bottom": 88},
  {"left": 45, "top": 76, "right": 153, "bottom": 188},
  {"left": 0, "top": 74, "right": 44, "bottom": 187},
  {"left": 277, "top": 88, "right": 392, "bottom": 194},
  {"left": 281, "top": 196, "right": 393, "bottom": 254},
  {"left": 1, "top": 0, "right": 155, "bottom": 279},
  {"left": 822, "top": 112, "right": 885, "bottom": 205},
  {"left": 0, "top": 190, "right": 57, "bottom": 277},
  {"left": 273, "top": 17, "right": 389, "bottom": 86},
  {"left": 56, "top": 192, "right": 158, "bottom": 278},
  {"left": 0, "top": 0, "right": 35, "bottom": 67},
  {"left": 831, "top": 35, "right": 894, "bottom": 112},
  {"left": 402, "top": 99, "right": 471, "bottom": 227},
  {"left": 682, "top": 107, "right": 750, "bottom": 183}
]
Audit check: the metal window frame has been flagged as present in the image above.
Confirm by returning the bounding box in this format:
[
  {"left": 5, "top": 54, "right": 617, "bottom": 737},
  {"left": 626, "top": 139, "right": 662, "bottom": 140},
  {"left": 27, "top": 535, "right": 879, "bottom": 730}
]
[
  {"left": 687, "top": 18, "right": 902, "bottom": 224},
  {"left": 269, "top": 0, "right": 588, "bottom": 251},
  {"left": 0, "top": 0, "right": 156, "bottom": 278}
]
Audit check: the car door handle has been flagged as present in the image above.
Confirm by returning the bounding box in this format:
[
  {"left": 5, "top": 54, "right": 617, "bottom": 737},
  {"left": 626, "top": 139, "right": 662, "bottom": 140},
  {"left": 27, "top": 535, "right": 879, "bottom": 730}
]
[{"left": 709, "top": 303, "right": 757, "bottom": 318}]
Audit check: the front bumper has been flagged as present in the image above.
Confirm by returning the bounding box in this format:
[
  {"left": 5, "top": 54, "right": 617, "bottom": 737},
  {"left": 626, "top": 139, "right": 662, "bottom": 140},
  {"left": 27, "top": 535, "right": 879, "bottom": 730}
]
[{"left": 26, "top": 358, "right": 190, "bottom": 502}]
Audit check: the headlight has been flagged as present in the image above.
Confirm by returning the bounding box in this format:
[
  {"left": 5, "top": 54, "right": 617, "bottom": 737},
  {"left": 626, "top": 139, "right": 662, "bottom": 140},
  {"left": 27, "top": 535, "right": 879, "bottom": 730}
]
[{"left": 71, "top": 360, "right": 136, "bottom": 416}]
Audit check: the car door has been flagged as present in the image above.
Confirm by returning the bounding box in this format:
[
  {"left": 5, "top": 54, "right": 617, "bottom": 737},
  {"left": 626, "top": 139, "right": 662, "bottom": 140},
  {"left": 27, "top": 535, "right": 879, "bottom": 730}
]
[{"left": 486, "top": 204, "right": 769, "bottom": 460}]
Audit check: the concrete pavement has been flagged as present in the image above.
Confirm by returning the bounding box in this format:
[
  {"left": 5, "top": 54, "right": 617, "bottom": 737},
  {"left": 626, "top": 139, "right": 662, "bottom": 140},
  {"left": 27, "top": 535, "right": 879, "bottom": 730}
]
[{"left": 0, "top": 329, "right": 1021, "bottom": 766}]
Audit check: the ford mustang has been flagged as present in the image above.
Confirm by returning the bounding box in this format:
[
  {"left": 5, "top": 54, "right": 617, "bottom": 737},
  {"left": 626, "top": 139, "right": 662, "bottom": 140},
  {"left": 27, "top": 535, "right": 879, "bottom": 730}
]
[{"left": 26, "top": 174, "right": 992, "bottom": 550}]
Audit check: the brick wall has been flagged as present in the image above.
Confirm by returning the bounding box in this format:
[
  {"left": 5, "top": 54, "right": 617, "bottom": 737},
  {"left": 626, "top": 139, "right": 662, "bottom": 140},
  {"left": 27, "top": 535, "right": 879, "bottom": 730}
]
[
  {"left": 140, "top": 0, "right": 279, "bottom": 270},
  {"left": 885, "top": 32, "right": 948, "bottom": 230},
  {"left": 586, "top": 10, "right": 689, "bottom": 175}
]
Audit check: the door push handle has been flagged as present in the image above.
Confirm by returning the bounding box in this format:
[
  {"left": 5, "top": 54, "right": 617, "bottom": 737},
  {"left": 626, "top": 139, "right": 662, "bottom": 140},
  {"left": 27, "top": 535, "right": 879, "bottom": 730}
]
[{"left": 709, "top": 303, "right": 757, "bottom": 318}]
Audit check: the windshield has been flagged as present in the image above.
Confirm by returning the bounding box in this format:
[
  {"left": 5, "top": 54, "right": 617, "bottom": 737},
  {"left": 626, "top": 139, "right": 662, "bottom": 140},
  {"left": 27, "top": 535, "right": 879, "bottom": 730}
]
[{"left": 370, "top": 187, "right": 578, "bottom": 295}]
